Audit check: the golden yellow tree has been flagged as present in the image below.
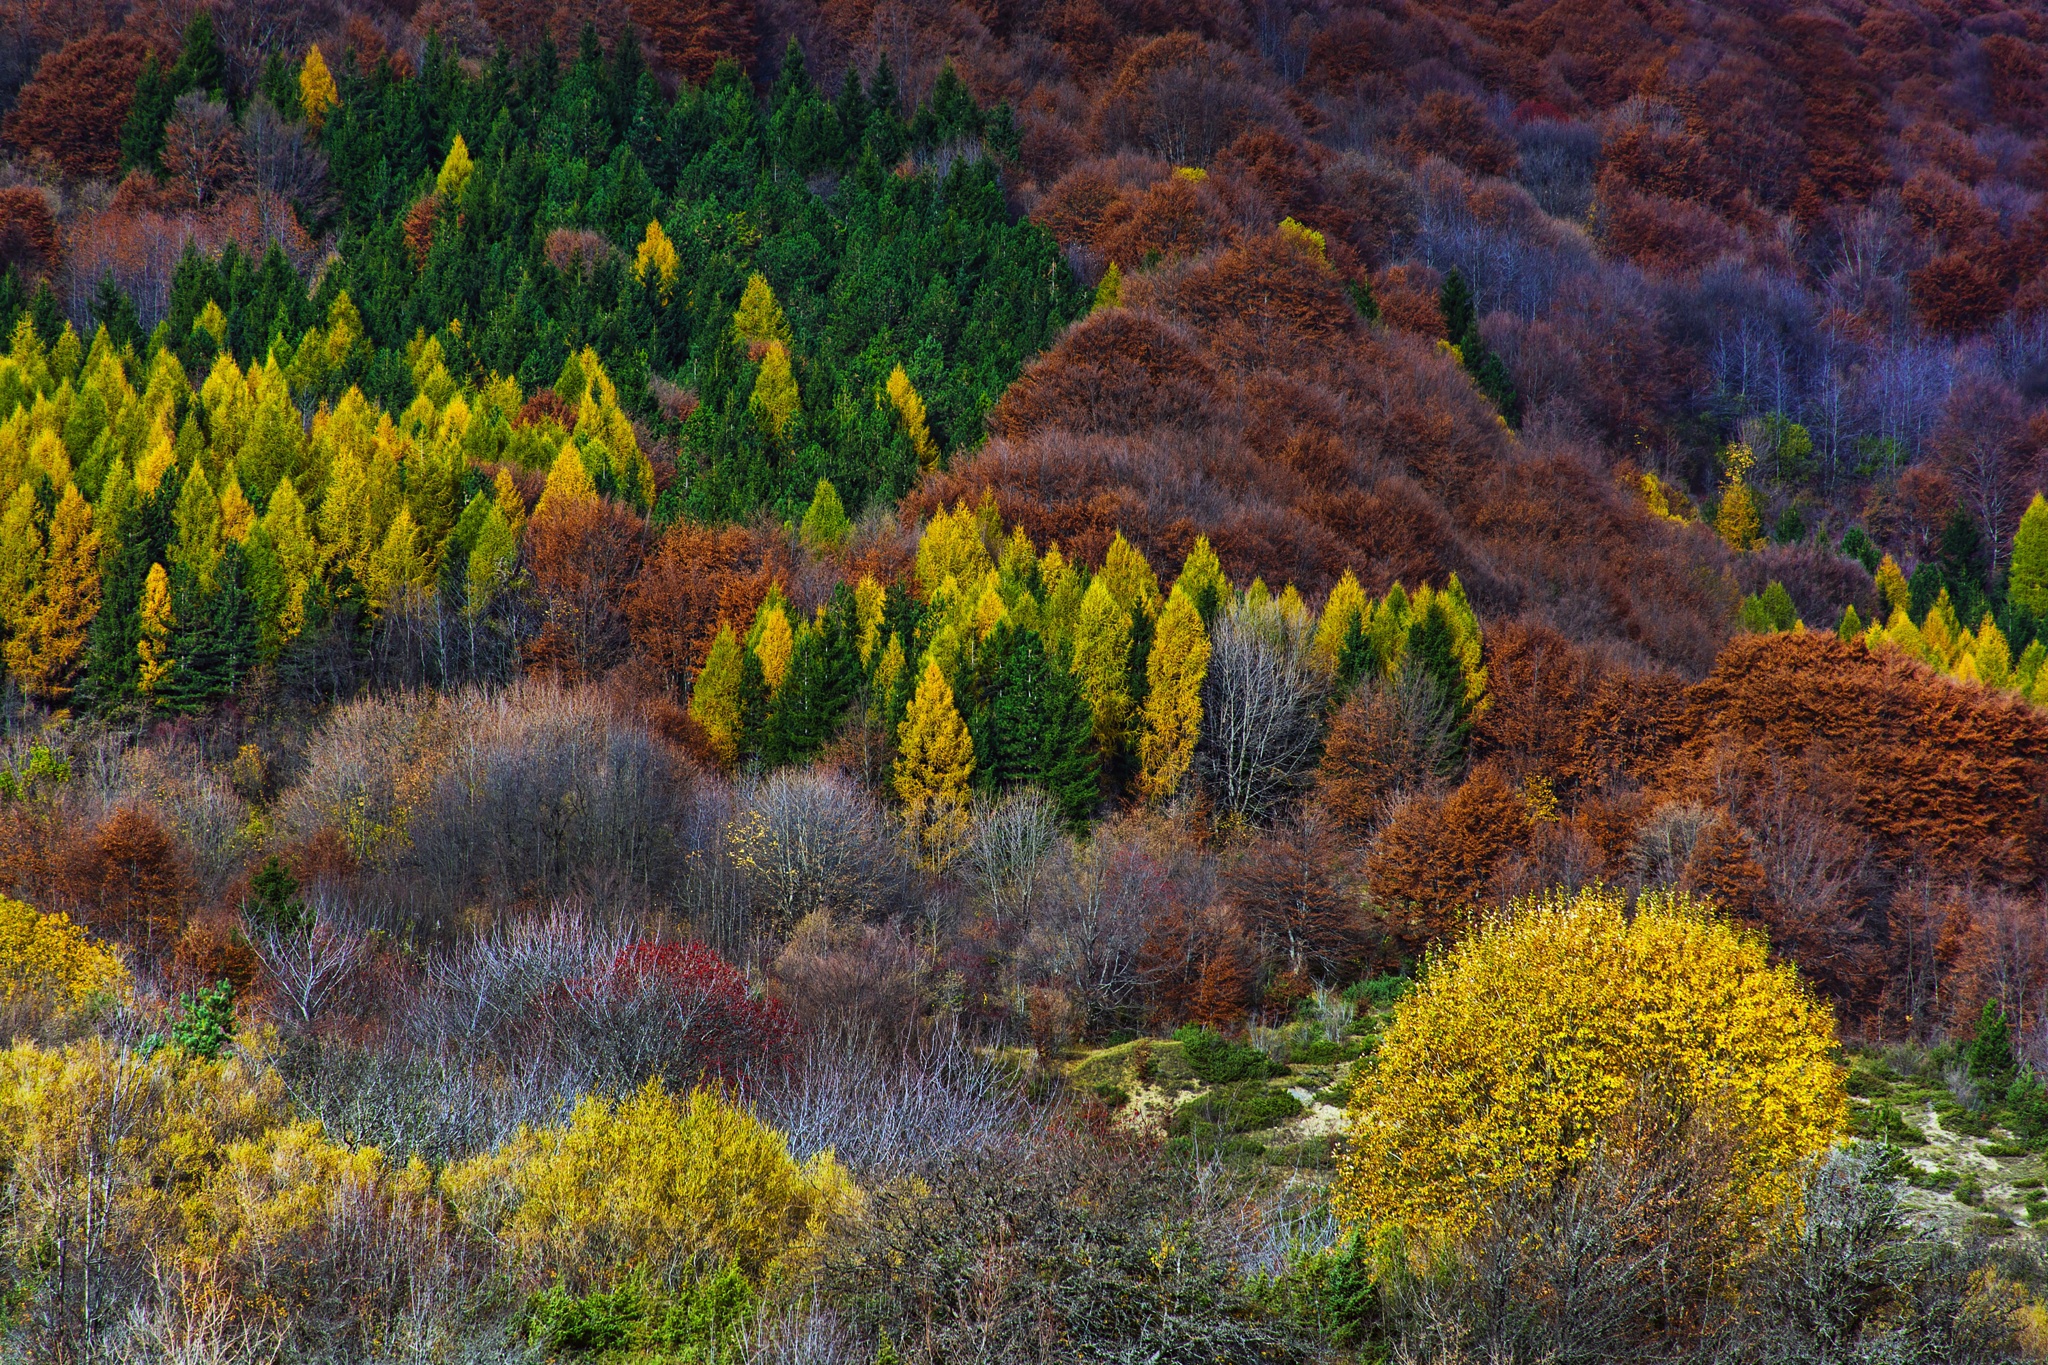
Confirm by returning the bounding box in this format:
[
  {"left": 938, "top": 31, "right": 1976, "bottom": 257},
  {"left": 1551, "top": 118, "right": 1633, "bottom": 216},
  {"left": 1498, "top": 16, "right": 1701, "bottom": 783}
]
[
  {"left": 732, "top": 273, "right": 793, "bottom": 348},
  {"left": 885, "top": 365, "right": 938, "bottom": 470},
  {"left": 1716, "top": 442, "right": 1761, "bottom": 552},
  {"left": 752, "top": 599, "right": 794, "bottom": 692},
  {"left": 691, "top": 625, "right": 744, "bottom": 767},
  {"left": 1139, "top": 586, "right": 1208, "bottom": 801},
  {"left": 6, "top": 485, "right": 100, "bottom": 703},
  {"left": 1333, "top": 886, "right": 1845, "bottom": 1252},
  {"left": 894, "top": 659, "right": 975, "bottom": 868},
  {"left": 533, "top": 443, "right": 598, "bottom": 521},
  {"left": 137, "top": 563, "right": 175, "bottom": 699},
  {"left": 299, "top": 45, "right": 338, "bottom": 129},
  {"left": 0, "top": 896, "right": 126, "bottom": 1009}
]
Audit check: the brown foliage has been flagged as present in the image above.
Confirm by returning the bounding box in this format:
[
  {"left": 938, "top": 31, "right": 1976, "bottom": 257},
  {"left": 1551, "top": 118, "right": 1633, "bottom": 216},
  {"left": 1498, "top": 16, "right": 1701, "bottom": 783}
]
[
  {"left": 524, "top": 500, "right": 648, "bottom": 682},
  {"left": 1397, "top": 92, "right": 1516, "bottom": 177},
  {"left": 625, "top": 520, "right": 778, "bottom": 689},
  {"left": 403, "top": 194, "right": 439, "bottom": 269},
  {"left": 159, "top": 92, "right": 247, "bottom": 208},
  {"left": 989, "top": 307, "right": 1225, "bottom": 442},
  {"left": 1674, "top": 633, "right": 2048, "bottom": 887},
  {"left": 55, "top": 806, "right": 191, "bottom": 964},
  {"left": 1, "top": 30, "right": 148, "bottom": 179},
  {"left": 625, "top": 0, "right": 758, "bottom": 84},
  {"left": 1366, "top": 765, "right": 1532, "bottom": 956},
  {"left": 1910, "top": 251, "right": 2010, "bottom": 336},
  {"left": 1220, "top": 813, "right": 1378, "bottom": 977},
  {"left": 0, "top": 187, "right": 58, "bottom": 281},
  {"left": 544, "top": 226, "right": 617, "bottom": 275},
  {"left": 167, "top": 917, "right": 260, "bottom": 999}
]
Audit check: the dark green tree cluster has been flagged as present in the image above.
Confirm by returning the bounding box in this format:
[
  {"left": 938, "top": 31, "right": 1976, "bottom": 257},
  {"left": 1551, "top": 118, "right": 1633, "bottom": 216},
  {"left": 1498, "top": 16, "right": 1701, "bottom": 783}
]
[
  {"left": 297, "top": 32, "right": 1079, "bottom": 521},
  {"left": 120, "top": 12, "right": 229, "bottom": 173},
  {"left": 1437, "top": 268, "right": 1520, "bottom": 426}
]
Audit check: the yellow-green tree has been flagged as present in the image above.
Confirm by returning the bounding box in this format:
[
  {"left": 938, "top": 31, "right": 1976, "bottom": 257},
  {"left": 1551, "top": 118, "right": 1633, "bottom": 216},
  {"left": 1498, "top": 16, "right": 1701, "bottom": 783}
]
[
  {"left": 732, "top": 273, "right": 793, "bottom": 348},
  {"left": 1334, "top": 886, "right": 1845, "bottom": 1252},
  {"left": 1172, "top": 534, "right": 1229, "bottom": 623},
  {"left": 885, "top": 365, "right": 938, "bottom": 470},
  {"left": 257, "top": 478, "right": 317, "bottom": 647},
  {"left": 752, "top": 598, "right": 794, "bottom": 692},
  {"left": 137, "top": 563, "right": 174, "bottom": 698},
  {"left": 894, "top": 659, "right": 975, "bottom": 868},
  {"left": 800, "top": 478, "right": 851, "bottom": 552},
  {"left": 1093, "top": 261, "right": 1123, "bottom": 311},
  {"left": 299, "top": 45, "right": 338, "bottom": 129},
  {"left": 0, "top": 896, "right": 125, "bottom": 1010},
  {"left": 1716, "top": 443, "right": 1761, "bottom": 552},
  {"left": 1139, "top": 586, "right": 1208, "bottom": 802},
  {"left": 366, "top": 506, "right": 430, "bottom": 618},
  {"left": 0, "top": 483, "right": 41, "bottom": 645},
  {"left": 914, "top": 502, "right": 992, "bottom": 596},
  {"left": 435, "top": 133, "right": 474, "bottom": 200},
  {"left": 534, "top": 442, "right": 599, "bottom": 521},
  {"left": 442, "top": 1080, "right": 849, "bottom": 1290},
  {"left": 1070, "top": 578, "right": 1134, "bottom": 754},
  {"left": 751, "top": 342, "right": 799, "bottom": 440},
  {"left": 691, "top": 624, "right": 745, "bottom": 767},
  {"left": 634, "top": 220, "right": 680, "bottom": 301},
  {"left": 1099, "top": 531, "right": 1161, "bottom": 620},
  {"left": 6, "top": 485, "right": 99, "bottom": 703}
]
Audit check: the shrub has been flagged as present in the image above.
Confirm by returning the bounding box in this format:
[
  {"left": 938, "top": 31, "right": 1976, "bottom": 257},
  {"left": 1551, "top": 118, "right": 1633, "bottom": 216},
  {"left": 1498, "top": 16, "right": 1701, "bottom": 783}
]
[
  {"left": 1174, "top": 1024, "right": 1275, "bottom": 1084},
  {"left": 1334, "top": 886, "right": 1846, "bottom": 1251},
  {"left": 526, "top": 1262, "right": 755, "bottom": 1359},
  {"left": 443, "top": 1080, "right": 852, "bottom": 1290},
  {"left": 0, "top": 895, "right": 125, "bottom": 1018}
]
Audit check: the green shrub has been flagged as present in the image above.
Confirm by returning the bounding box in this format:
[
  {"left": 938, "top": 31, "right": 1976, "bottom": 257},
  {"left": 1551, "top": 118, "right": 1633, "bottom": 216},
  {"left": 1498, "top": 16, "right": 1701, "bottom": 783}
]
[
  {"left": 1092, "top": 1083, "right": 1129, "bottom": 1109},
  {"left": 1850, "top": 1103, "right": 1925, "bottom": 1146},
  {"left": 1174, "top": 1026, "right": 1275, "bottom": 1084},
  {"left": 1170, "top": 1083, "right": 1303, "bottom": 1137},
  {"left": 525, "top": 1263, "right": 754, "bottom": 1360},
  {"left": 1343, "top": 975, "right": 1410, "bottom": 1011}
]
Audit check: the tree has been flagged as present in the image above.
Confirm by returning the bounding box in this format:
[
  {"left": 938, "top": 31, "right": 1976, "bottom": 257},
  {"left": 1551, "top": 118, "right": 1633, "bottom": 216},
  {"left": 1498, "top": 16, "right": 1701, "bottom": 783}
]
[
  {"left": 625, "top": 0, "right": 759, "bottom": 85},
  {"left": 886, "top": 364, "right": 938, "bottom": 469},
  {"left": 1966, "top": 997, "right": 2016, "bottom": 1088},
  {"left": 1717, "top": 444, "right": 1762, "bottom": 552},
  {"left": 1093, "top": 261, "right": 1123, "bottom": 311},
  {"left": 137, "top": 562, "right": 174, "bottom": 699},
  {"left": 5, "top": 484, "right": 99, "bottom": 703},
  {"left": 1934, "top": 379, "right": 2032, "bottom": 577},
  {"left": 969, "top": 622, "right": 1099, "bottom": 825},
  {"left": 691, "top": 624, "right": 744, "bottom": 767},
  {"left": 1138, "top": 586, "right": 1208, "bottom": 802},
  {"left": 299, "top": 45, "right": 338, "bottom": 129},
  {"left": 732, "top": 272, "right": 792, "bottom": 347},
  {"left": 436, "top": 132, "right": 474, "bottom": 200},
  {"left": 1, "top": 31, "right": 150, "bottom": 179},
  {"left": 799, "top": 478, "right": 850, "bottom": 552},
  {"left": 750, "top": 341, "right": 798, "bottom": 440},
  {"left": 160, "top": 92, "right": 246, "bottom": 208},
  {"left": 1334, "top": 886, "right": 1846, "bottom": 1253},
  {"left": 1071, "top": 578, "right": 1134, "bottom": 760},
  {"left": 2011, "top": 493, "right": 2048, "bottom": 620},
  {"left": 634, "top": 219, "right": 679, "bottom": 301},
  {"left": 0, "top": 895, "right": 126, "bottom": 1012},
  {"left": 895, "top": 659, "right": 975, "bottom": 868},
  {"left": 535, "top": 443, "right": 599, "bottom": 520}
]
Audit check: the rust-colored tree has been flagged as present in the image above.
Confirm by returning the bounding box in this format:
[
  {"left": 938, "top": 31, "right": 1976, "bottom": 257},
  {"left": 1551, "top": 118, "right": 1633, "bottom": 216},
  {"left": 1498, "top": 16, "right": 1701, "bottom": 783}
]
[
  {"left": 625, "top": 0, "right": 758, "bottom": 85},
  {"left": 1365, "top": 764, "right": 1532, "bottom": 956},
  {"left": 525, "top": 498, "right": 647, "bottom": 682},
  {"left": 0, "top": 30, "right": 148, "bottom": 179},
  {"left": 0, "top": 187, "right": 57, "bottom": 282},
  {"left": 55, "top": 805, "right": 191, "bottom": 965}
]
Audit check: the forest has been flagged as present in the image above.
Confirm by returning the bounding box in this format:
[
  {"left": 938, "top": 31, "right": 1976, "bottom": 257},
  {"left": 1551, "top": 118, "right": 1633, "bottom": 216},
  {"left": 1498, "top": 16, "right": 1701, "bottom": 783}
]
[{"left": 0, "top": 0, "right": 2044, "bottom": 1360}]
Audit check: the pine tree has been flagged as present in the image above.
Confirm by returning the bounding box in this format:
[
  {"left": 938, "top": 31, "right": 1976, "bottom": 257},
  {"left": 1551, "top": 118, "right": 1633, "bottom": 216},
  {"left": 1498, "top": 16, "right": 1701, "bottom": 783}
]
[
  {"left": 751, "top": 341, "right": 799, "bottom": 440},
  {"left": 367, "top": 506, "right": 429, "bottom": 618},
  {"left": 691, "top": 624, "right": 745, "bottom": 768},
  {"left": 1139, "top": 586, "right": 1208, "bottom": 802},
  {"left": 2010, "top": 492, "right": 2048, "bottom": 620},
  {"left": 137, "top": 561, "right": 174, "bottom": 699},
  {"left": 761, "top": 593, "right": 858, "bottom": 766},
  {"left": 895, "top": 659, "right": 974, "bottom": 868},
  {"left": 1173, "top": 534, "right": 1229, "bottom": 627},
  {"left": 736, "top": 646, "right": 771, "bottom": 770},
  {"left": 1968, "top": 998, "right": 2017, "bottom": 1086},
  {"left": 535, "top": 443, "right": 599, "bottom": 520},
  {"left": 1406, "top": 596, "right": 1472, "bottom": 755},
  {"left": 299, "top": 45, "right": 338, "bottom": 129},
  {"left": 800, "top": 478, "right": 851, "bottom": 552}
]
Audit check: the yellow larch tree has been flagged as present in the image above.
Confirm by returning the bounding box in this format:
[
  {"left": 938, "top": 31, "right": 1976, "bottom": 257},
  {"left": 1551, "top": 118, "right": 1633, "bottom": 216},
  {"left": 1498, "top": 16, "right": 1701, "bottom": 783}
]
[
  {"left": 1071, "top": 577, "right": 1134, "bottom": 756},
  {"left": 137, "top": 563, "right": 174, "bottom": 698},
  {"left": 299, "top": 45, "right": 338, "bottom": 129},
  {"left": 750, "top": 342, "right": 800, "bottom": 440},
  {"left": 1139, "top": 585, "right": 1209, "bottom": 802},
  {"left": 533, "top": 443, "right": 598, "bottom": 521},
  {"left": 894, "top": 659, "right": 975, "bottom": 868},
  {"left": 885, "top": 365, "right": 938, "bottom": 470},
  {"left": 634, "top": 220, "right": 680, "bottom": 301},
  {"left": 732, "top": 272, "right": 793, "bottom": 348},
  {"left": 690, "top": 625, "right": 745, "bottom": 768},
  {"left": 435, "top": 133, "right": 474, "bottom": 200},
  {"left": 6, "top": 485, "right": 100, "bottom": 703}
]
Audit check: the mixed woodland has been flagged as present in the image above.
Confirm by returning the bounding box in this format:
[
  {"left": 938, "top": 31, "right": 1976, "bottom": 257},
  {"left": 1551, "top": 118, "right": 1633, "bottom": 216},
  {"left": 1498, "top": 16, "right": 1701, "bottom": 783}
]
[{"left": 0, "top": 0, "right": 2044, "bottom": 1359}]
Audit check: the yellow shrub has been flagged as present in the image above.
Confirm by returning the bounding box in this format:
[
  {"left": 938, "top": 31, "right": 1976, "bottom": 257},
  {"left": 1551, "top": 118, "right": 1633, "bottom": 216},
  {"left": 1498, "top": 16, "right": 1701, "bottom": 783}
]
[
  {"left": 443, "top": 1080, "right": 853, "bottom": 1289},
  {"left": 1334, "top": 886, "right": 1845, "bottom": 1250},
  {"left": 0, "top": 895, "right": 126, "bottom": 1009}
]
